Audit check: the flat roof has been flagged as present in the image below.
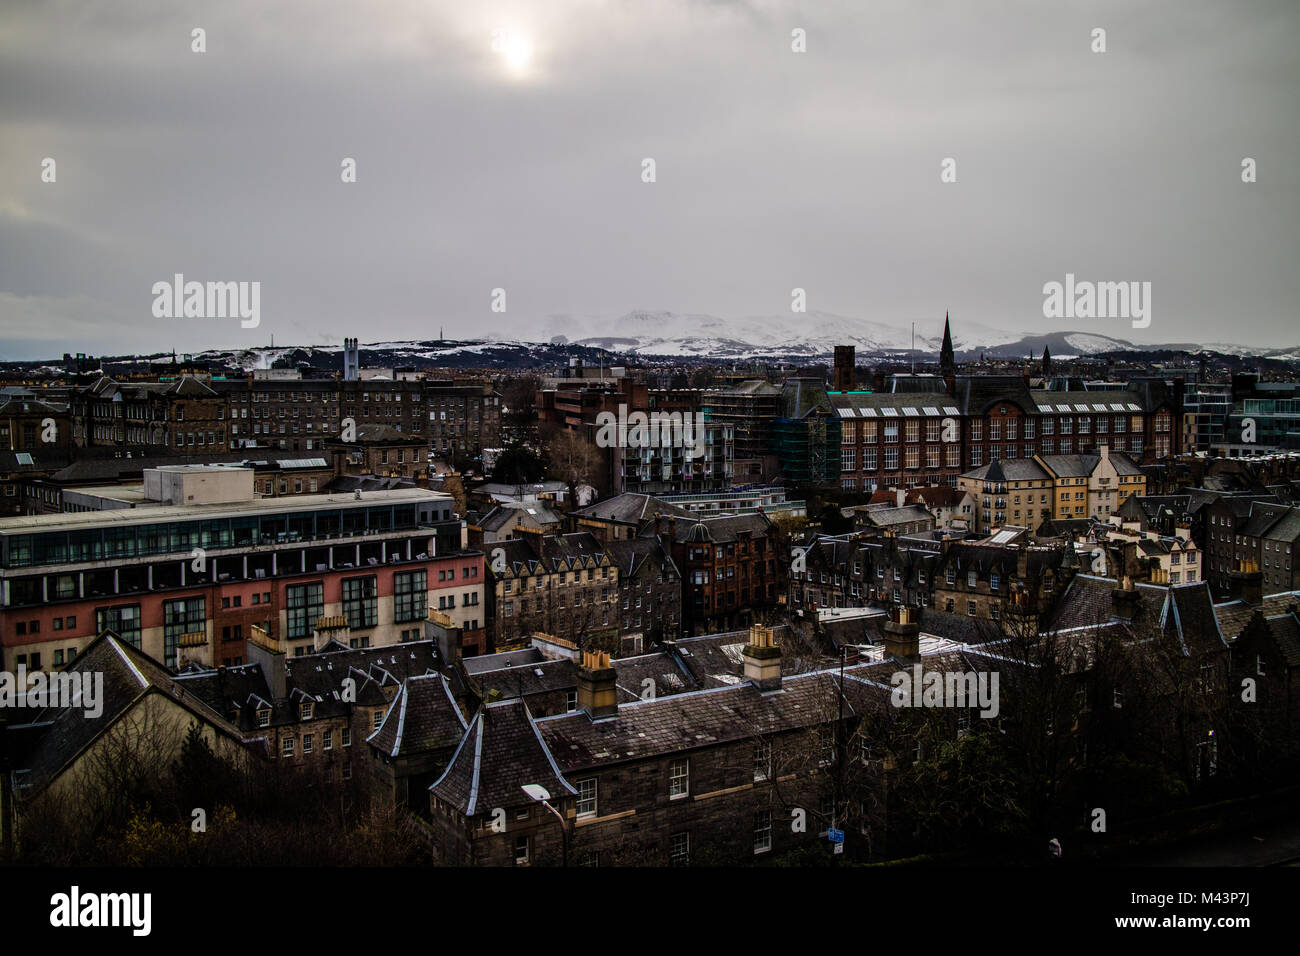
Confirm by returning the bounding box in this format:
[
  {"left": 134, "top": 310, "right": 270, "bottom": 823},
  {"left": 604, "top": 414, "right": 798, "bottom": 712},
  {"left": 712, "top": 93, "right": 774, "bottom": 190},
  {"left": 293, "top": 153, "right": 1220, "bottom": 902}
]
[{"left": 0, "top": 487, "right": 452, "bottom": 535}]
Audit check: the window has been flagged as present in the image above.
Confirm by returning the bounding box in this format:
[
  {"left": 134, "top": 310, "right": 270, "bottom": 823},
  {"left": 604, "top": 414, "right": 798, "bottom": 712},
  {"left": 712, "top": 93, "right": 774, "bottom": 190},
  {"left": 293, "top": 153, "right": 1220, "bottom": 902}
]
[
  {"left": 257, "top": 708, "right": 271, "bottom": 727},
  {"left": 162, "top": 596, "right": 205, "bottom": 668},
  {"left": 342, "top": 728, "right": 352, "bottom": 747},
  {"left": 286, "top": 582, "right": 324, "bottom": 639},
  {"left": 566, "top": 690, "right": 578, "bottom": 712},
  {"left": 394, "top": 569, "right": 428, "bottom": 622},
  {"left": 753, "top": 740, "right": 772, "bottom": 782},
  {"left": 514, "top": 836, "right": 530, "bottom": 866},
  {"left": 342, "top": 575, "right": 378, "bottom": 628},
  {"left": 282, "top": 737, "right": 295, "bottom": 758},
  {"left": 373, "top": 710, "right": 384, "bottom": 731},
  {"left": 303, "top": 733, "right": 314, "bottom": 754},
  {"left": 669, "top": 758, "right": 689, "bottom": 798},
  {"left": 576, "top": 778, "right": 598, "bottom": 817},
  {"left": 96, "top": 604, "right": 142, "bottom": 649},
  {"left": 670, "top": 832, "right": 690, "bottom": 867},
  {"left": 324, "top": 730, "right": 334, "bottom": 750},
  {"left": 754, "top": 811, "right": 772, "bottom": 854}
]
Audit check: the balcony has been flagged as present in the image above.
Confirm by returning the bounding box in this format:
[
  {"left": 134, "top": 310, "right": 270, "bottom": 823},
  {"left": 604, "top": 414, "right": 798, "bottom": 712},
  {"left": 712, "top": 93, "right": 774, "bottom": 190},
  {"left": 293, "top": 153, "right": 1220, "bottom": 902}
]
[{"left": 177, "top": 631, "right": 207, "bottom": 648}]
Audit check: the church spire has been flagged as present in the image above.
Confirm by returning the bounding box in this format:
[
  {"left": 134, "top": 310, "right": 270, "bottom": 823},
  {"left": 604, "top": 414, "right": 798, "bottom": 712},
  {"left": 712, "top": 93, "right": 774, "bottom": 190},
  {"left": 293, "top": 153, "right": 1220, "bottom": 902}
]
[
  {"left": 1041, "top": 343, "right": 1053, "bottom": 378},
  {"left": 940, "top": 312, "right": 955, "bottom": 376}
]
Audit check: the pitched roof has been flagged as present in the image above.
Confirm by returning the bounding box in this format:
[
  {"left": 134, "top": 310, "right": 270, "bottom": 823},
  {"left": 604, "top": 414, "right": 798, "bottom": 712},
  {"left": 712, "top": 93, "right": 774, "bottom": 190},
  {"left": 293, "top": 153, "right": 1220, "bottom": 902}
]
[
  {"left": 646, "top": 511, "right": 772, "bottom": 544},
  {"left": 537, "top": 670, "right": 854, "bottom": 770},
  {"left": 429, "top": 699, "right": 576, "bottom": 814},
  {"left": 367, "top": 673, "right": 467, "bottom": 757},
  {"left": 571, "top": 493, "right": 692, "bottom": 526},
  {"left": 14, "top": 632, "right": 251, "bottom": 794},
  {"left": 962, "top": 458, "right": 1050, "bottom": 483},
  {"left": 605, "top": 536, "right": 679, "bottom": 580}
]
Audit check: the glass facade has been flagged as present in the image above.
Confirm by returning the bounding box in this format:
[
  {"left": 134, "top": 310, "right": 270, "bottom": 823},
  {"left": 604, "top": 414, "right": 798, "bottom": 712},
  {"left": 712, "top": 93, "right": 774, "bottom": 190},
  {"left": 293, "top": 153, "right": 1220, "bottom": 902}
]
[{"left": 1, "top": 502, "right": 443, "bottom": 569}]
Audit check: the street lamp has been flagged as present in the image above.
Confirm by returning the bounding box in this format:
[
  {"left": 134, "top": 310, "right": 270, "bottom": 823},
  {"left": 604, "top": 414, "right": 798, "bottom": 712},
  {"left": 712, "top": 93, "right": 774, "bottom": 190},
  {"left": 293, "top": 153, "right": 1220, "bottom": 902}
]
[{"left": 521, "top": 784, "right": 568, "bottom": 867}]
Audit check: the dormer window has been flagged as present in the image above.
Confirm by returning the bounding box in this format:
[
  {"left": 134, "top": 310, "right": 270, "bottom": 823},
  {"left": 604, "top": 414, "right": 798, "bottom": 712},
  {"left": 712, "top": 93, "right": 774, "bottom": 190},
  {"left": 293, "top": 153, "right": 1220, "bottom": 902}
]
[
  {"left": 257, "top": 708, "right": 271, "bottom": 728},
  {"left": 301, "top": 702, "right": 314, "bottom": 720}
]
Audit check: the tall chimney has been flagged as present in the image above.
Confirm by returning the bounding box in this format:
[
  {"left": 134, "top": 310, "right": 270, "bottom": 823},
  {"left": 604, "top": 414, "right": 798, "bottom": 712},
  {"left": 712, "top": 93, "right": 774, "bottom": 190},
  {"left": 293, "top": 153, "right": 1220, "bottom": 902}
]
[
  {"left": 883, "top": 605, "right": 920, "bottom": 661},
  {"left": 833, "top": 346, "right": 855, "bottom": 393},
  {"left": 576, "top": 649, "right": 618, "bottom": 718},
  {"left": 742, "top": 625, "right": 782, "bottom": 691}
]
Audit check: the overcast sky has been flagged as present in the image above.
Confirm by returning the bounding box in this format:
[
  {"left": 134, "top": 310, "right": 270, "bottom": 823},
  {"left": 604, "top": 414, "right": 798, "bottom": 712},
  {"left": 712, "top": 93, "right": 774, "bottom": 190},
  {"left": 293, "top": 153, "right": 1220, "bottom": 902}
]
[{"left": 1, "top": 0, "right": 1297, "bottom": 360}]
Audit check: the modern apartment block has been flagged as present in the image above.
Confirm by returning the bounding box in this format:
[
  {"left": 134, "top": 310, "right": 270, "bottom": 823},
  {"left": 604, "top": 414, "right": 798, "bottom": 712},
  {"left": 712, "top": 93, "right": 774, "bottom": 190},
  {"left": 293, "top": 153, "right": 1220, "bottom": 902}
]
[{"left": 0, "top": 466, "right": 484, "bottom": 673}]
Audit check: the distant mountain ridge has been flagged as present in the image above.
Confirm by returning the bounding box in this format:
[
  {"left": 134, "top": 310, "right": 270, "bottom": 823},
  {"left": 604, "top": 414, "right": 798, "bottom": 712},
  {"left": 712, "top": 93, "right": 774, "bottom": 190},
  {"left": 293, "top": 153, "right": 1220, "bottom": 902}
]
[{"left": 6, "top": 310, "right": 1297, "bottom": 372}]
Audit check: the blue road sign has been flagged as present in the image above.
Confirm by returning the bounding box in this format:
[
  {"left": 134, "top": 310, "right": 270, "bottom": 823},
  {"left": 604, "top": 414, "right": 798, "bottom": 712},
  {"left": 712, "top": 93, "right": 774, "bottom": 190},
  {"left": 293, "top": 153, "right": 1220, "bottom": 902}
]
[{"left": 827, "top": 828, "right": 845, "bottom": 844}]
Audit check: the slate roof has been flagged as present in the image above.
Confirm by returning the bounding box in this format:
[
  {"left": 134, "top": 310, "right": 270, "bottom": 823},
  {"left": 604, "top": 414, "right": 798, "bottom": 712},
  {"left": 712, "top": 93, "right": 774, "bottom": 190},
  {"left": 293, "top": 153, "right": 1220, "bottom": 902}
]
[
  {"left": 859, "top": 504, "right": 933, "bottom": 528},
  {"left": 13, "top": 631, "right": 252, "bottom": 794},
  {"left": 429, "top": 698, "right": 576, "bottom": 814},
  {"left": 962, "top": 459, "right": 1050, "bottom": 483},
  {"left": 955, "top": 376, "right": 1038, "bottom": 416},
  {"left": 933, "top": 542, "right": 1069, "bottom": 579},
  {"left": 464, "top": 646, "right": 700, "bottom": 704},
  {"left": 487, "top": 531, "right": 611, "bottom": 578},
  {"left": 0, "top": 397, "right": 68, "bottom": 416},
  {"left": 1037, "top": 451, "right": 1143, "bottom": 479},
  {"left": 670, "top": 628, "right": 799, "bottom": 688},
  {"left": 1239, "top": 501, "right": 1292, "bottom": 538},
  {"left": 1263, "top": 508, "right": 1300, "bottom": 544},
  {"left": 1213, "top": 590, "right": 1300, "bottom": 642},
  {"left": 605, "top": 536, "right": 680, "bottom": 581},
  {"left": 82, "top": 374, "right": 217, "bottom": 399},
  {"left": 571, "top": 493, "right": 692, "bottom": 526},
  {"left": 367, "top": 673, "right": 467, "bottom": 758},
  {"left": 537, "top": 670, "right": 857, "bottom": 770},
  {"left": 645, "top": 512, "right": 772, "bottom": 545},
  {"left": 777, "top": 379, "right": 835, "bottom": 420},
  {"left": 909, "top": 486, "right": 969, "bottom": 509},
  {"left": 1042, "top": 574, "right": 1226, "bottom": 653},
  {"left": 477, "top": 501, "right": 564, "bottom": 532},
  {"left": 1260, "top": 613, "right": 1300, "bottom": 667},
  {"left": 176, "top": 639, "right": 444, "bottom": 730}
]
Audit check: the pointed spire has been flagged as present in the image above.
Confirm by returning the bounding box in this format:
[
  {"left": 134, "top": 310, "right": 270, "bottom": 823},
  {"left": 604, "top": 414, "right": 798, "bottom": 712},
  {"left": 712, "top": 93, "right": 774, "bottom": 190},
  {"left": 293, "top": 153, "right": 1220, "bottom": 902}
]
[
  {"left": 940, "top": 312, "right": 955, "bottom": 376},
  {"left": 1041, "top": 343, "right": 1053, "bottom": 378}
]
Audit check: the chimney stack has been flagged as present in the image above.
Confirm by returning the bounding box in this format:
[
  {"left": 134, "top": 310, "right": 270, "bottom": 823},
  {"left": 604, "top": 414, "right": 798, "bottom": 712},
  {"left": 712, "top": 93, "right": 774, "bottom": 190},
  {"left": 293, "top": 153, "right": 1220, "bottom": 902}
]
[
  {"left": 1228, "top": 558, "right": 1263, "bottom": 606},
  {"left": 1111, "top": 575, "right": 1140, "bottom": 620},
  {"left": 245, "top": 624, "right": 287, "bottom": 700},
  {"left": 742, "top": 625, "right": 782, "bottom": 691},
  {"left": 576, "top": 649, "right": 618, "bottom": 718},
  {"left": 895, "top": 487, "right": 905, "bottom": 508},
  {"left": 883, "top": 605, "right": 920, "bottom": 661}
]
